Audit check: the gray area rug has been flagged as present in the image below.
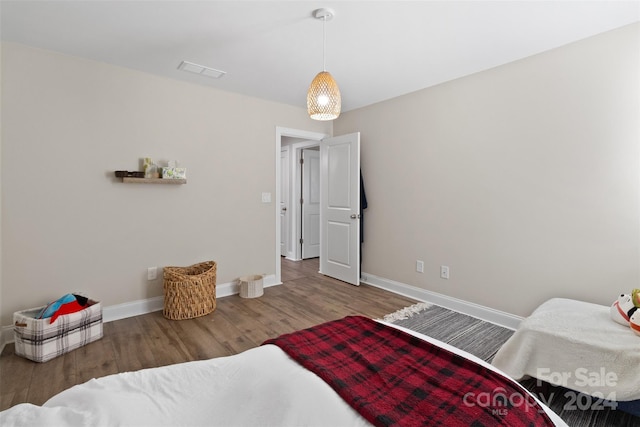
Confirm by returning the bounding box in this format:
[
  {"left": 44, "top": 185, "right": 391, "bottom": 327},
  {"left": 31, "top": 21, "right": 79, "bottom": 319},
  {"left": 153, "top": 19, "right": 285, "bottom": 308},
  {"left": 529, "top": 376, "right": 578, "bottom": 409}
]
[{"left": 385, "top": 303, "right": 639, "bottom": 427}]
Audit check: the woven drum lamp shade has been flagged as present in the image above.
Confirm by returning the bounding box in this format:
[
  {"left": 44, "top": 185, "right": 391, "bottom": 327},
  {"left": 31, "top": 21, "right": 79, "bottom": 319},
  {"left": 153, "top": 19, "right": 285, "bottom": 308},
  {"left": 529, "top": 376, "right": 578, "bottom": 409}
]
[{"left": 307, "top": 71, "right": 341, "bottom": 121}]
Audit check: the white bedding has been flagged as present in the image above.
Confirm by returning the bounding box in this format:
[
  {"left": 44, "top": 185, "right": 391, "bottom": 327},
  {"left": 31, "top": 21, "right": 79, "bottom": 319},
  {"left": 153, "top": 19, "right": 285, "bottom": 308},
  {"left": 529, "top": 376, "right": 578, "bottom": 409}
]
[
  {"left": 492, "top": 298, "right": 640, "bottom": 402},
  {"left": 1, "top": 321, "right": 568, "bottom": 427}
]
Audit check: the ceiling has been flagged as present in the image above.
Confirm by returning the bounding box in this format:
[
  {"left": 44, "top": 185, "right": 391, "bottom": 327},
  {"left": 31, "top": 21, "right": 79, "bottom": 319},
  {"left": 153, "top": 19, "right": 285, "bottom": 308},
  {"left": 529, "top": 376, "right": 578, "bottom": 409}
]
[{"left": 2, "top": 1, "right": 639, "bottom": 113}]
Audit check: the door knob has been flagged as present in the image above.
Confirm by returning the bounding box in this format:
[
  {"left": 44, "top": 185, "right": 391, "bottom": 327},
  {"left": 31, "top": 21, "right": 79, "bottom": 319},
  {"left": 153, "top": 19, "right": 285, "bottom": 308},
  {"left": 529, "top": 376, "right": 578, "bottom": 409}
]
[
  {"left": 350, "top": 214, "right": 359, "bottom": 219},
  {"left": 282, "top": 207, "right": 287, "bottom": 211}
]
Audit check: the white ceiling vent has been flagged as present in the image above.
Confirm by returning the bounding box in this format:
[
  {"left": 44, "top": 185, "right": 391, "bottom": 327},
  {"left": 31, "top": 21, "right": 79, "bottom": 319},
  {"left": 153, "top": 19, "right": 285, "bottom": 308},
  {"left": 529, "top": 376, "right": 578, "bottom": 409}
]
[{"left": 178, "top": 61, "right": 226, "bottom": 79}]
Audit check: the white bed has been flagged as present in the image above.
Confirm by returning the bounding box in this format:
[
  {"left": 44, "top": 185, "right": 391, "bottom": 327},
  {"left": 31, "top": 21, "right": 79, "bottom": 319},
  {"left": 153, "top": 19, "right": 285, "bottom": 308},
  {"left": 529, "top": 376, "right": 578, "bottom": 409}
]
[
  {"left": 1, "top": 320, "right": 568, "bottom": 427},
  {"left": 492, "top": 298, "right": 640, "bottom": 402}
]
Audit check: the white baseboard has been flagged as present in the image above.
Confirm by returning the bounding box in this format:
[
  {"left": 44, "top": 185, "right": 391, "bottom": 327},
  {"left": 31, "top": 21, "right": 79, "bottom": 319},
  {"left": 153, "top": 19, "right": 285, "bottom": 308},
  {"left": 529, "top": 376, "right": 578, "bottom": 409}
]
[
  {"left": 102, "top": 296, "right": 165, "bottom": 323},
  {"left": 361, "top": 272, "right": 523, "bottom": 330},
  {"left": 0, "top": 327, "right": 14, "bottom": 351},
  {"left": 0, "top": 275, "right": 280, "bottom": 351}
]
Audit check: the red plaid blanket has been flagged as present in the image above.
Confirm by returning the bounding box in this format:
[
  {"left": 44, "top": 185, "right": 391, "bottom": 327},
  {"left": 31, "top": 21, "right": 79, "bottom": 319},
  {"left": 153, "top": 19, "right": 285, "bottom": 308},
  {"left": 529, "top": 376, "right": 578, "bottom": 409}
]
[{"left": 263, "top": 316, "right": 556, "bottom": 427}]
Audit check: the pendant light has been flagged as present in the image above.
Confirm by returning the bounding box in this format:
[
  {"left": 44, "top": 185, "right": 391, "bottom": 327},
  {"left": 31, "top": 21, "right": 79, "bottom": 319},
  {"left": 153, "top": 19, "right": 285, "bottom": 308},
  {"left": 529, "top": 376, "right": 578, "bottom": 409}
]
[{"left": 307, "top": 8, "right": 341, "bottom": 121}]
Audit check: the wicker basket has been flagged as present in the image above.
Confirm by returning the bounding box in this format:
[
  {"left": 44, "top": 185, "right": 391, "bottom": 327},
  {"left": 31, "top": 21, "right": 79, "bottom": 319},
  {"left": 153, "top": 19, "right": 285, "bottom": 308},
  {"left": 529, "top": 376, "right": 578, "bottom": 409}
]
[
  {"left": 163, "top": 261, "right": 217, "bottom": 320},
  {"left": 239, "top": 274, "right": 264, "bottom": 298}
]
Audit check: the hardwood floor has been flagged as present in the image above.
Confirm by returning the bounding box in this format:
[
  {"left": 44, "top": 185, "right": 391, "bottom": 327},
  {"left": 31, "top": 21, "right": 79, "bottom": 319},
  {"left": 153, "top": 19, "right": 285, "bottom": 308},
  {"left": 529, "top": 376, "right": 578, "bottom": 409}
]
[{"left": 0, "top": 258, "right": 416, "bottom": 411}]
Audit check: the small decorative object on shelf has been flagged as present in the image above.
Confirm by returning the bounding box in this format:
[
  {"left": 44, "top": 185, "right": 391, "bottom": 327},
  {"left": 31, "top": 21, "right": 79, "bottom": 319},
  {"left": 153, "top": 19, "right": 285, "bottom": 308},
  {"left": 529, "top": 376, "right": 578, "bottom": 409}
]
[
  {"left": 162, "top": 160, "right": 187, "bottom": 180},
  {"left": 143, "top": 157, "right": 159, "bottom": 179},
  {"left": 115, "top": 171, "right": 145, "bottom": 178}
]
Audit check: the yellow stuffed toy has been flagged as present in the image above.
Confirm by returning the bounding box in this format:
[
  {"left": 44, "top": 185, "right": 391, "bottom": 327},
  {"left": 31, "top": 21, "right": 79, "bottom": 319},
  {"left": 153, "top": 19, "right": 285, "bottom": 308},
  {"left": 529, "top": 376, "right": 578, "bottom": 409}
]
[
  {"left": 632, "top": 288, "right": 640, "bottom": 308},
  {"left": 631, "top": 289, "right": 640, "bottom": 336}
]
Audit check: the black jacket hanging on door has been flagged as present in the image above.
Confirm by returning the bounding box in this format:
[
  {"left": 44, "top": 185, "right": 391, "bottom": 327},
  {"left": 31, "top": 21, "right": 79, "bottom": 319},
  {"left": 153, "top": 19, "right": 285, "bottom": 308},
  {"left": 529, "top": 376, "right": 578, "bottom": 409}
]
[
  {"left": 360, "top": 171, "right": 367, "bottom": 277},
  {"left": 360, "top": 171, "right": 367, "bottom": 243}
]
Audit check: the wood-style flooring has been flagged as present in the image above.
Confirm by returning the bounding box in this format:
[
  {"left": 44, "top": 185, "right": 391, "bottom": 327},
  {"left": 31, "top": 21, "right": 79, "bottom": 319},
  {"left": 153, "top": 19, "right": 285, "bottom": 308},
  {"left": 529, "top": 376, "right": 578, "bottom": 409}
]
[{"left": 0, "top": 258, "right": 416, "bottom": 411}]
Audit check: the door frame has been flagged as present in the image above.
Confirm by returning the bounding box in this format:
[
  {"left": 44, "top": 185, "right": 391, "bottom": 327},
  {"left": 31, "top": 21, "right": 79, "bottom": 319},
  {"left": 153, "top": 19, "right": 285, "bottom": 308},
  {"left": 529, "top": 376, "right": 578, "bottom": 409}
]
[
  {"left": 279, "top": 145, "right": 291, "bottom": 258},
  {"left": 275, "top": 127, "right": 328, "bottom": 284}
]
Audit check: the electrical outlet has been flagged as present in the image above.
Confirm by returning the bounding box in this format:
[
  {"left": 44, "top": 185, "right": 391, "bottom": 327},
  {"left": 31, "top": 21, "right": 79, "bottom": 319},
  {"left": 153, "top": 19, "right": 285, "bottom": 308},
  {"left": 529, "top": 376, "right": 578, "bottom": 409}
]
[
  {"left": 440, "top": 265, "right": 450, "bottom": 279},
  {"left": 147, "top": 267, "right": 157, "bottom": 281},
  {"left": 416, "top": 260, "right": 424, "bottom": 273}
]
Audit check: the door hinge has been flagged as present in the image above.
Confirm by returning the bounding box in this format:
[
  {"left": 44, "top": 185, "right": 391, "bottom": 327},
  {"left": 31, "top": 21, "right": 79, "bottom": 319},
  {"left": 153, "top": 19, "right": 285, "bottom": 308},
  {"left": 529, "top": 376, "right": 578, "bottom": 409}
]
[
  {"left": 299, "top": 238, "right": 304, "bottom": 244},
  {"left": 299, "top": 158, "right": 304, "bottom": 164},
  {"left": 300, "top": 198, "right": 303, "bottom": 204}
]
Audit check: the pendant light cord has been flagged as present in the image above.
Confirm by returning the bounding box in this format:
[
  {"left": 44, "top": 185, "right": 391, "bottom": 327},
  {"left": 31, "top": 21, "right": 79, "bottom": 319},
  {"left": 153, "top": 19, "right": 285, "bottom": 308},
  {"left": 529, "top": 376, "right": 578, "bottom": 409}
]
[{"left": 322, "top": 15, "right": 326, "bottom": 71}]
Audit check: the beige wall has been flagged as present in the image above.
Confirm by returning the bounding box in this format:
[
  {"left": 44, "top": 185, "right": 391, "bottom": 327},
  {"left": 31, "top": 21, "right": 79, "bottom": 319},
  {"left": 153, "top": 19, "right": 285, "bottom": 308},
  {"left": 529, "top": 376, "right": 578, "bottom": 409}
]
[
  {"left": 0, "top": 42, "right": 330, "bottom": 325},
  {"left": 335, "top": 23, "right": 640, "bottom": 317}
]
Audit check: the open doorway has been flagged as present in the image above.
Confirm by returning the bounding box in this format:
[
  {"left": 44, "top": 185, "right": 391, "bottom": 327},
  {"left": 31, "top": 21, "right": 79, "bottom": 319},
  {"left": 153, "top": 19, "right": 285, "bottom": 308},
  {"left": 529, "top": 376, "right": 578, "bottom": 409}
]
[
  {"left": 275, "top": 127, "right": 327, "bottom": 284},
  {"left": 280, "top": 139, "right": 320, "bottom": 260}
]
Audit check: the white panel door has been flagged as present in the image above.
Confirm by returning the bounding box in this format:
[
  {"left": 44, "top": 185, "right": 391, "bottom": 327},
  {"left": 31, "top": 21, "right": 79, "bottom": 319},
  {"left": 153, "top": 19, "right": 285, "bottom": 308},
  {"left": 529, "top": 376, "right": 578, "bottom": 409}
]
[
  {"left": 280, "top": 147, "right": 289, "bottom": 256},
  {"left": 302, "top": 149, "right": 320, "bottom": 259},
  {"left": 320, "top": 133, "right": 360, "bottom": 286}
]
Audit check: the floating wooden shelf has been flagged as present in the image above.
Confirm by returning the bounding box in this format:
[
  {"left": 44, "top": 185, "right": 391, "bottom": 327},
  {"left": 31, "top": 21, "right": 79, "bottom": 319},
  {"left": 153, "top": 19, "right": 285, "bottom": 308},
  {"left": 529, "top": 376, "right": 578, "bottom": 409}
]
[{"left": 122, "top": 178, "right": 186, "bottom": 185}]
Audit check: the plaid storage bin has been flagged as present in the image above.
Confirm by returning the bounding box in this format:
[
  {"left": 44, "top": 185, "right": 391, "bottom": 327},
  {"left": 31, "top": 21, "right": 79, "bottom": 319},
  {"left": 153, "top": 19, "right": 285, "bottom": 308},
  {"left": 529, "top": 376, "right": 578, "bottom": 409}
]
[{"left": 13, "top": 301, "right": 103, "bottom": 362}]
